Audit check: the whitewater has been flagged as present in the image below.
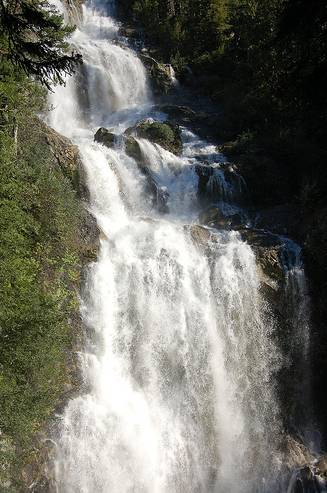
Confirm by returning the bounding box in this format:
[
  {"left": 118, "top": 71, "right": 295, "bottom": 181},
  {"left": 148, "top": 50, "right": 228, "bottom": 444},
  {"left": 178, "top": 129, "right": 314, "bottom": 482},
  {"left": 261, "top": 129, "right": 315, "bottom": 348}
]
[{"left": 47, "top": 1, "right": 312, "bottom": 491}]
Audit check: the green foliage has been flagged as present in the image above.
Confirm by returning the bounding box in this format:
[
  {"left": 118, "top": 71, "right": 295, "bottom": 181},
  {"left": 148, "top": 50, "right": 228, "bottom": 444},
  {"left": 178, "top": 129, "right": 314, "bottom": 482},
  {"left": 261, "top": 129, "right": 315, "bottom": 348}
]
[
  {"left": 120, "top": 0, "right": 230, "bottom": 64},
  {"left": 0, "top": 112, "right": 83, "bottom": 486},
  {"left": 0, "top": 2, "right": 84, "bottom": 487},
  {"left": 120, "top": 0, "right": 327, "bottom": 202},
  {"left": 0, "top": 0, "right": 82, "bottom": 88}
]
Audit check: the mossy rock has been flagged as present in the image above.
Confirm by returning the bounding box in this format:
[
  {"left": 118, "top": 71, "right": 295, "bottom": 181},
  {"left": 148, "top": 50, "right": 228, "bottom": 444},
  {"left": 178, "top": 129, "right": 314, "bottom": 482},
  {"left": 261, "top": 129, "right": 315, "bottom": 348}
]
[
  {"left": 125, "top": 136, "right": 143, "bottom": 164},
  {"left": 129, "top": 120, "right": 182, "bottom": 155},
  {"left": 94, "top": 127, "right": 116, "bottom": 148}
]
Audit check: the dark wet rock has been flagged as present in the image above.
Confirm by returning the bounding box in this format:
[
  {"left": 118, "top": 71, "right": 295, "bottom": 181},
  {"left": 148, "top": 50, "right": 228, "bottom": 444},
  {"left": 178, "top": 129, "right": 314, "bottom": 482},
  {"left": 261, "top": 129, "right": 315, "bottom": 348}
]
[
  {"left": 220, "top": 148, "right": 292, "bottom": 208},
  {"left": 199, "top": 207, "right": 233, "bottom": 230},
  {"left": 255, "top": 204, "right": 303, "bottom": 239},
  {"left": 199, "top": 206, "right": 244, "bottom": 230},
  {"left": 195, "top": 162, "right": 247, "bottom": 204},
  {"left": 239, "top": 229, "right": 285, "bottom": 285},
  {"left": 154, "top": 103, "right": 223, "bottom": 141},
  {"left": 290, "top": 466, "right": 321, "bottom": 493},
  {"left": 126, "top": 120, "right": 182, "bottom": 155},
  {"left": 94, "top": 127, "right": 116, "bottom": 148},
  {"left": 316, "top": 456, "right": 327, "bottom": 478},
  {"left": 285, "top": 436, "right": 316, "bottom": 470},
  {"left": 142, "top": 167, "right": 169, "bottom": 213},
  {"left": 140, "top": 53, "right": 174, "bottom": 94},
  {"left": 119, "top": 26, "right": 139, "bottom": 39},
  {"left": 155, "top": 104, "right": 197, "bottom": 124},
  {"left": 125, "top": 135, "right": 143, "bottom": 163},
  {"left": 284, "top": 438, "right": 327, "bottom": 493},
  {"left": 93, "top": 128, "right": 170, "bottom": 213},
  {"left": 196, "top": 164, "right": 215, "bottom": 199}
]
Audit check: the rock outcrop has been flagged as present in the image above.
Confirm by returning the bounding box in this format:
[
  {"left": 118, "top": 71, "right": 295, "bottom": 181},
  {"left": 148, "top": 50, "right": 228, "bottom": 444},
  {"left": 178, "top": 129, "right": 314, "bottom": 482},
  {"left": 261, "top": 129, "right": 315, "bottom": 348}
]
[
  {"left": 93, "top": 127, "right": 169, "bottom": 213},
  {"left": 125, "top": 119, "right": 182, "bottom": 155},
  {"left": 285, "top": 437, "right": 327, "bottom": 493},
  {"left": 195, "top": 162, "right": 247, "bottom": 204},
  {"left": 125, "top": 136, "right": 143, "bottom": 163},
  {"left": 155, "top": 104, "right": 223, "bottom": 141},
  {"left": 94, "top": 127, "right": 116, "bottom": 148},
  {"left": 15, "top": 119, "right": 99, "bottom": 492},
  {"left": 199, "top": 206, "right": 244, "bottom": 230},
  {"left": 38, "top": 119, "right": 82, "bottom": 187},
  {"left": 140, "top": 53, "right": 174, "bottom": 94}
]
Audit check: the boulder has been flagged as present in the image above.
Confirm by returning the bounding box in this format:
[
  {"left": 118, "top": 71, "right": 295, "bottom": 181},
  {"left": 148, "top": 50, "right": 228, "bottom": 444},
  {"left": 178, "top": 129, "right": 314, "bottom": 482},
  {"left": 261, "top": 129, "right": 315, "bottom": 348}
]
[
  {"left": 188, "top": 225, "right": 224, "bottom": 257},
  {"left": 79, "top": 209, "right": 100, "bottom": 262},
  {"left": 284, "top": 436, "right": 315, "bottom": 470},
  {"left": 189, "top": 224, "right": 213, "bottom": 248},
  {"left": 284, "top": 438, "right": 327, "bottom": 492},
  {"left": 199, "top": 206, "right": 244, "bottom": 230},
  {"left": 126, "top": 120, "right": 182, "bottom": 155},
  {"left": 238, "top": 228, "right": 285, "bottom": 285},
  {"left": 140, "top": 53, "right": 174, "bottom": 94},
  {"left": 154, "top": 103, "right": 223, "bottom": 141},
  {"left": 94, "top": 127, "right": 116, "bottom": 148},
  {"left": 118, "top": 26, "right": 139, "bottom": 39},
  {"left": 155, "top": 104, "right": 197, "bottom": 125},
  {"left": 125, "top": 136, "right": 143, "bottom": 164},
  {"left": 199, "top": 207, "right": 233, "bottom": 230}
]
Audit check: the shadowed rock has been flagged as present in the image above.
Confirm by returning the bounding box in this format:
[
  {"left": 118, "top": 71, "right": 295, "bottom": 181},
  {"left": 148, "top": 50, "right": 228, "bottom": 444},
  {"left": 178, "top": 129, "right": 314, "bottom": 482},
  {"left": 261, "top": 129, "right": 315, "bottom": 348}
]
[{"left": 94, "top": 127, "right": 117, "bottom": 148}]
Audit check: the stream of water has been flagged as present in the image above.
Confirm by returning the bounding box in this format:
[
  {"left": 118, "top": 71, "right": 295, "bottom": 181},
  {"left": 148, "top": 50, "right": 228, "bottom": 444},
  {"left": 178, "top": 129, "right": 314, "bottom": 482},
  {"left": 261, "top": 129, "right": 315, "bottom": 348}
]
[{"left": 47, "top": 1, "right": 315, "bottom": 491}]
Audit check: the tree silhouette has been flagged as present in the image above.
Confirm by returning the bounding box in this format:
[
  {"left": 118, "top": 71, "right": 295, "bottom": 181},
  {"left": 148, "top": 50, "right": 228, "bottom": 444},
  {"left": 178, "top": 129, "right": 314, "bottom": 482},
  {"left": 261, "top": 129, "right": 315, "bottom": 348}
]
[{"left": 0, "top": 0, "right": 82, "bottom": 88}]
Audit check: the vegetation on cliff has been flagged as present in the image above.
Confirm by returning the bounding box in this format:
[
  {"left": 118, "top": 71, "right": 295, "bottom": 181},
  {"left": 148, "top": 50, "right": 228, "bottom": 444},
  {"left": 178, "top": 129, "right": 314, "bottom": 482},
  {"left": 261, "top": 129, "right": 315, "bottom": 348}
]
[{"left": 0, "top": 1, "right": 83, "bottom": 489}]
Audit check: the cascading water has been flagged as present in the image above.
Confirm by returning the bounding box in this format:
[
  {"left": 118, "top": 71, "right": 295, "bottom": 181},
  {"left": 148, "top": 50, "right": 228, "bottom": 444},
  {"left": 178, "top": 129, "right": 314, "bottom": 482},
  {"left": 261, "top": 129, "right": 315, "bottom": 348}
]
[{"left": 47, "top": 1, "right": 315, "bottom": 492}]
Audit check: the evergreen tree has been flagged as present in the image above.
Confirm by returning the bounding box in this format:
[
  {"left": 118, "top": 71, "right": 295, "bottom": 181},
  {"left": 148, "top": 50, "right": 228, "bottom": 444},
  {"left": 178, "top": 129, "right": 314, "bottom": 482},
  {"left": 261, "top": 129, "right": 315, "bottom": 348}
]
[{"left": 0, "top": 0, "right": 82, "bottom": 88}]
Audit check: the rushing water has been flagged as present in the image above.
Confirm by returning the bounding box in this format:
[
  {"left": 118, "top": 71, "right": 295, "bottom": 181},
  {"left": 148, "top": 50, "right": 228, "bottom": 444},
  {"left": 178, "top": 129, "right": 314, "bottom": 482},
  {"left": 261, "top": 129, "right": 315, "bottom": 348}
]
[{"left": 47, "top": 1, "right": 315, "bottom": 492}]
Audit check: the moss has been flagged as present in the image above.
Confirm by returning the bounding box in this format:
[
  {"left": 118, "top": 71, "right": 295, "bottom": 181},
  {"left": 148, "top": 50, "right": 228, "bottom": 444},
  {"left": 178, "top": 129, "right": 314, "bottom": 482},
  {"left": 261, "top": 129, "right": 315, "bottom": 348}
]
[{"left": 135, "top": 121, "right": 182, "bottom": 155}]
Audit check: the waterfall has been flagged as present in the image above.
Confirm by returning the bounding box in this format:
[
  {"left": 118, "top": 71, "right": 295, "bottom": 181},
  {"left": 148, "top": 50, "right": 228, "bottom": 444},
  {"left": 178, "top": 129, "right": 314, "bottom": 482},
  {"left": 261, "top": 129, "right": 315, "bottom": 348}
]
[{"left": 47, "top": 1, "right": 314, "bottom": 492}]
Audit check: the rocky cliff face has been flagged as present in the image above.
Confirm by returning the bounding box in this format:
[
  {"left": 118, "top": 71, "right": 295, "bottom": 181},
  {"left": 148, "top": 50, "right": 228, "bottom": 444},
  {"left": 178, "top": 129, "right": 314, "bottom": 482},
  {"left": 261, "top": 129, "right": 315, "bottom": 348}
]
[
  {"left": 219, "top": 143, "right": 327, "bottom": 448},
  {"left": 9, "top": 118, "right": 99, "bottom": 492}
]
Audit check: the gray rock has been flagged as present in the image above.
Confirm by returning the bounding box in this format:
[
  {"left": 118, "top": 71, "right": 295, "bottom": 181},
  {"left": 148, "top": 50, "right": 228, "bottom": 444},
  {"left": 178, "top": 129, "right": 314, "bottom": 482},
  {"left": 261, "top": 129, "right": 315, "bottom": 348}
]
[
  {"left": 140, "top": 53, "right": 174, "bottom": 94},
  {"left": 94, "top": 127, "right": 117, "bottom": 148},
  {"left": 199, "top": 206, "right": 244, "bottom": 230}
]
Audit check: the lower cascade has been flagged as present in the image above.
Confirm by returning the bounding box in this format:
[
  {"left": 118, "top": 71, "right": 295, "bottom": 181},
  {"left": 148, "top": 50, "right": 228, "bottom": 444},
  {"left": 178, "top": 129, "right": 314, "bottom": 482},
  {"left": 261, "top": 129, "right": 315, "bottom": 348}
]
[{"left": 47, "top": 1, "right": 325, "bottom": 492}]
